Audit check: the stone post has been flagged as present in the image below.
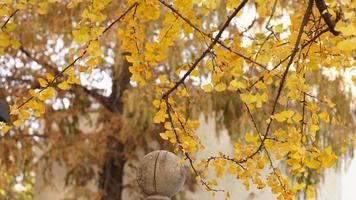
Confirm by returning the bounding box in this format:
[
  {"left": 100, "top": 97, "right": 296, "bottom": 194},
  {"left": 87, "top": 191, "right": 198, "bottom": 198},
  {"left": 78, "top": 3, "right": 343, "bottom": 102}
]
[{"left": 137, "top": 150, "right": 186, "bottom": 200}]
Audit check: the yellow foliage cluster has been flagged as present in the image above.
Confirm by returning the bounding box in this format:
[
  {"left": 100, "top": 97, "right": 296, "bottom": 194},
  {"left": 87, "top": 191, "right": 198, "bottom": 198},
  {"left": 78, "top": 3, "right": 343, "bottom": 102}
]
[{"left": 0, "top": 0, "right": 355, "bottom": 199}]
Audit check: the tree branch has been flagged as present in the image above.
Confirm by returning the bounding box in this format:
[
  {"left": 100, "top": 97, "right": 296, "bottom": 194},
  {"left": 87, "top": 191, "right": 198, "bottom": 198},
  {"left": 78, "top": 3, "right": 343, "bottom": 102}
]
[
  {"left": 315, "top": 0, "right": 340, "bottom": 36},
  {"left": 1, "top": 9, "right": 19, "bottom": 30},
  {"left": 15, "top": 3, "right": 138, "bottom": 111},
  {"left": 159, "top": 0, "right": 268, "bottom": 73},
  {"left": 19, "top": 46, "right": 113, "bottom": 110},
  {"left": 243, "top": 0, "right": 315, "bottom": 162},
  {"left": 161, "top": 0, "right": 249, "bottom": 99}
]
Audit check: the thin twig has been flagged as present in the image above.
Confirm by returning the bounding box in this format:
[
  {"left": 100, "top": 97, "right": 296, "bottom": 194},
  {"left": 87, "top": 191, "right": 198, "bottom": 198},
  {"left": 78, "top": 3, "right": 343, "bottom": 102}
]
[
  {"left": 1, "top": 9, "right": 19, "bottom": 30},
  {"left": 165, "top": 98, "right": 223, "bottom": 192}
]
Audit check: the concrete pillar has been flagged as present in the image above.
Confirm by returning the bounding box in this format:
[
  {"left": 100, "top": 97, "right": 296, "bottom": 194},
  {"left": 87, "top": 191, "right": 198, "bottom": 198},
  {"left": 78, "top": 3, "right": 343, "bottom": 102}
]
[{"left": 137, "top": 150, "right": 186, "bottom": 200}]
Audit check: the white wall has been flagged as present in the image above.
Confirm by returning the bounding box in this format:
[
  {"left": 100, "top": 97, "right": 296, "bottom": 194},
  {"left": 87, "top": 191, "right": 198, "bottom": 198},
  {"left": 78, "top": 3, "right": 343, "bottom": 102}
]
[{"left": 33, "top": 114, "right": 342, "bottom": 200}]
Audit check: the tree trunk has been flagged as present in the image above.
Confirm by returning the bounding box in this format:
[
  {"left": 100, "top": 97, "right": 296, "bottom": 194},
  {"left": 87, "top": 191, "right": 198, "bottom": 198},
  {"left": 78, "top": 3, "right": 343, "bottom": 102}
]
[
  {"left": 99, "top": 53, "right": 131, "bottom": 200},
  {"left": 99, "top": 136, "right": 126, "bottom": 200}
]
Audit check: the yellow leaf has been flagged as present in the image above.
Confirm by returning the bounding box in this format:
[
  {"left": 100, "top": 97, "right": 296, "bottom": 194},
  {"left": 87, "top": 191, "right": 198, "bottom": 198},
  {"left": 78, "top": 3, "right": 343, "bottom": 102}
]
[
  {"left": 29, "top": 89, "right": 39, "bottom": 98},
  {"left": 229, "top": 80, "right": 246, "bottom": 90},
  {"left": 15, "top": 2, "right": 27, "bottom": 10},
  {"left": 244, "top": 132, "right": 258, "bottom": 143},
  {"left": 202, "top": 84, "right": 213, "bottom": 92},
  {"left": 37, "top": 2, "right": 48, "bottom": 15},
  {"left": 0, "top": 124, "right": 10, "bottom": 134},
  {"left": 152, "top": 100, "right": 160, "bottom": 108},
  {"left": 306, "top": 185, "right": 315, "bottom": 199},
  {"left": 67, "top": 75, "right": 80, "bottom": 85},
  {"left": 4, "top": 23, "right": 16, "bottom": 32},
  {"left": 209, "top": 179, "right": 218, "bottom": 186},
  {"left": 305, "top": 158, "right": 320, "bottom": 169},
  {"left": 1, "top": 0, "right": 12, "bottom": 4},
  {"left": 309, "top": 124, "right": 319, "bottom": 135},
  {"left": 38, "top": 78, "right": 48, "bottom": 87},
  {"left": 340, "top": 146, "right": 346, "bottom": 153},
  {"left": 335, "top": 22, "right": 356, "bottom": 36},
  {"left": 72, "top": 26, "right": 91, "bottom": 45},
  {"left": 45, "top": 73, "right": 54, "bottom": 82},
  {"left": 11, "top": 39, "right": 21, "bottom": 49},
  {"left": 155, "top": 53, "right": 166, "bottom": 62},
  {"left": 240, "top": 93, "right": 256, "bottom": 104},
  {"left": 10, "top": 105, "right": 19, "bottom": 115},
  {"left": 39, "top": 87, "right": 55, "bottom": 101},
  {"left": 0, "top": 32, "right": 10, "bottom": 48},
  {"left": 191, "top": 69, "right": 199, "bottom": 77},
  {"left": 318, "top": 111, "right": 330, "bottom": 123},
  {"left": 153, "top": 111, "right": 166, "bottom": 123},
  {"left": 86, "top": 57, "right": 102, "bottom": 67},
  {"left": 19, "top": 110, "right": 30, "bottom": 120},
  {"left": 58, "top": 81, "right": 70, "bottom": 90},
  {"left": 93, "top": 0, "right": 111, "bottom": 10},
  {"left": 87, "top": 40, "right": 102, "bottom": 57},
  {"left": 159, "top": 132, "right": 169, "bottom": 140},
  {"left": 293, "top": 114, "right": 303, "bottom": 122},
  {"left": 295, "top": 183, "right": 305, "bottom": 190},
  {"left": 273, "top": 110, "right": 295, "bottom": 122},
  {"left": 336, "top": 39, "right": 356, "bottom": 51},
  {"left": 64, "top": 67, "right": 75, "bottom": 76},
  {"left": 274, "top": 24, "right": 283, "bottom": 33},
  {"left": 159, "top": 75, "right": 167, "bottom": 84},
  {"left": 255, "top": 81, "right": 266, "bottom": 89},
  {"left": 215, "top": 83, "right": 226, "bottom": 92},
  {"left": 13, "top": 120, "right": 22, "bottom": 127}
]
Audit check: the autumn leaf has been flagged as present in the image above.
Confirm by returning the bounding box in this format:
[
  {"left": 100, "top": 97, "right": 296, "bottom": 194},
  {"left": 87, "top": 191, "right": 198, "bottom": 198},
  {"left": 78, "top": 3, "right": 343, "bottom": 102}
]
[
  {"left": 0, "top": 123, "right": 10, "bottom": 134},
  {"left": 272, "top": 110, "right": 295, "bottom": 122},
  {"left": 306, "top": 185, "right": 315, "bottom": 199},
  {"left": 318, "top": 112, "right": 330, "bottom": 123},
  {"left": 72, "top": 26, "right": 91, "bottom": 45},
  {"left": 336, "top": 39, "right": 356, "bottom": 51},
  {"left": 57, "top": 81, "right": 70, "bottom": 90},
  {"left": 215, "top": 82, "right": 226, "bottom": 92},
  {"left": 38, "top": 78, "right": 48, "bottom": 87},
  {"left": 202, "top": 84, "right": 213, "bottom": 92},
  {"left": 37, "top": 2, "right": 48, "bottom": 15}
]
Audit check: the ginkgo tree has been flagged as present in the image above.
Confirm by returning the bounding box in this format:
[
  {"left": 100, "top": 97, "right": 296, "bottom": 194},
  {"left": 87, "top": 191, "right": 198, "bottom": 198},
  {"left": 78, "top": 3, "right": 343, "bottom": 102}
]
[{"left": 0, "top": 0, "right": 355, "bottom": 200}]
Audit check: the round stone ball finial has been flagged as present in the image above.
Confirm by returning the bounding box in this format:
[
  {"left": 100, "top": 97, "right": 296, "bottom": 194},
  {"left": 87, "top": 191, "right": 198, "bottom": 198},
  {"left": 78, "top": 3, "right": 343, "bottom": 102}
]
[{"left": 137, "top": 150, "right": 186, "bottom": 200}]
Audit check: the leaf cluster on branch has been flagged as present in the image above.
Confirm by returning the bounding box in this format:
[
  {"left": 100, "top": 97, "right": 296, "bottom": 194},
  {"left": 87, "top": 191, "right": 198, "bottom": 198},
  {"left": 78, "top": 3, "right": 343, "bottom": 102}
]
[{"left": 0, "top": 0, "right": 355, "bottom": 199}]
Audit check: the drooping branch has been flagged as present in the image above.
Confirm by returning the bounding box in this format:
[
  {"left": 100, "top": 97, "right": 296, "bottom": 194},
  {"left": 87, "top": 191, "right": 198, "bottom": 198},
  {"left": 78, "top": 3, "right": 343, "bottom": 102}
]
[
  {"left": 207, "top": 0, "right": 315, "bottom": 166},
  {"left": 248, "top": 25, "right": 329, "bottom": 88},
  {"left": 161, "top": 0, "right": 249, "bottom": 99},
  {"left": 165, "top": 98, "right": 224, "bottom": 192},
  {"left": 244, "top": 0, "right": 315, "bottom": 162},
  {"left": 160, "top": 0, "right": 327, "bottom": 105},
  {"left": 159, "top": 0, "right": 269, "bottom": 73}
]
